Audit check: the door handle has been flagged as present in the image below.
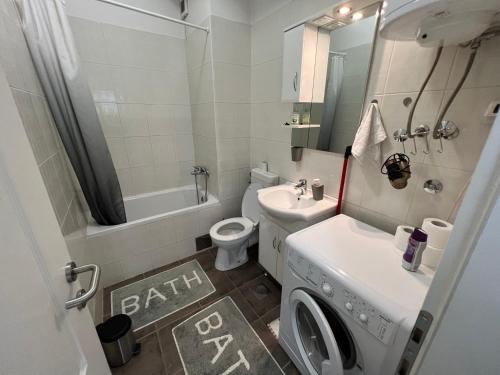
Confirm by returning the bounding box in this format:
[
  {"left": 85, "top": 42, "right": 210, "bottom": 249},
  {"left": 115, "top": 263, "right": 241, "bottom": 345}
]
[
  {"left": 64, "top": 261, "right": 101, "bottom": 310},
  {"left": 293, "top": 72, "right": 297, "bottom": 92},
  {"left": 277, "top": 240, "right": 282, "bottom": 253},
  {"left": 272, "top": 237, "right": 276, "bottom": 249}
]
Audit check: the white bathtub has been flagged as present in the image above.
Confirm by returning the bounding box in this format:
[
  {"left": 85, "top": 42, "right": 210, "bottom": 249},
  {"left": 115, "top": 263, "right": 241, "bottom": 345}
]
[
  {"left": 87, "top": 185, "right": 218, "bottom": 236},
  {"left": 85, "top": 185, "right": 221, "bottom": 287}
]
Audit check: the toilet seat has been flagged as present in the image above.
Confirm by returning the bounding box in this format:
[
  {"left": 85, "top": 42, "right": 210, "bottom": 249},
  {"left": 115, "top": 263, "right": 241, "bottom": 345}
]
[{"left": 210, "top": 217, "right": 255, "bottom": 245}]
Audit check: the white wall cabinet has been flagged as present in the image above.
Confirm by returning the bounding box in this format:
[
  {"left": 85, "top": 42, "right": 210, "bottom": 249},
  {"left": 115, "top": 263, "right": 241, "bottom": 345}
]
[
  {"left": 258, "top": 214, "right": 290, "bottom": 284},
  {"left": 281, "top": 24, "right": 329, "bottom": 103}
]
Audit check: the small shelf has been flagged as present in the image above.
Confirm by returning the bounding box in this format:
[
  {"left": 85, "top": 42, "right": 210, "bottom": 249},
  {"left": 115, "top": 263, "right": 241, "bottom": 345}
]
[{"left": 282, "top": 124, "right": 321, "bottom": 129}]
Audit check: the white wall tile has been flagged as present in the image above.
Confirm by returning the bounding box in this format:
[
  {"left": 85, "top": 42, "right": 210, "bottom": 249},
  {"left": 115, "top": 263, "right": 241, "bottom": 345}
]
[
  {"left": 211, "top": 16, "right": 251, "bottom": 65},
  {"left": 175, "top": 134, "right": 195, "bottom": 162},
  {"left": 96, "top": 103, "right": 123, "bottom": 137},
  {"left": 385, "top": 42, "right": 457, "bottom": 93},
  {"left": 118, "top": 104, "right": 149, "bottom": 136},
  {"left": 124, "top": 137, "right": 153, "bottom": 167},
  {"left": 106, "top": 138, "right": 129, "bottom": 169},
  {"left": 151, "top": 135, "right": 176, "bottom": 165}
]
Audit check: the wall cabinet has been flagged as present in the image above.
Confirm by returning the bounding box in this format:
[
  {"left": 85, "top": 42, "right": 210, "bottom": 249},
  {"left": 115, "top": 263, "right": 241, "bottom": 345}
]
[
  {"left": 281, "top": 24, "right": 329, "bottom": 103},
  {"left": 258, "top": 214, "right": 290, "bottom": 284}
]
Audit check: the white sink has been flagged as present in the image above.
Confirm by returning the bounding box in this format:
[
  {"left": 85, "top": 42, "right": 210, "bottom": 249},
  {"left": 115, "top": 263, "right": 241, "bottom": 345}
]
[{"left": 257, "top": 184, "right": 337, "bottom": 222}]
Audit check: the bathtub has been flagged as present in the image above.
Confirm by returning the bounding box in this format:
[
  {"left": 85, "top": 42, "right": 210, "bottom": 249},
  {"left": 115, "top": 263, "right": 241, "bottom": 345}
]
[
  {"left": 85, "top": 185, "right": 221, "bottom": 287},
  {"left": 87, "top": 185, "right": 218, "bottom": 236}
]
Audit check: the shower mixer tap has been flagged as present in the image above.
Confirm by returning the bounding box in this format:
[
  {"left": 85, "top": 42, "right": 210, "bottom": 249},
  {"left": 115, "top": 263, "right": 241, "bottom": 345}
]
[
  {"left": 393, "top": 124, "right": 430, "bottom": 155},
  {"left": 435, "top": 120, "right": 459, "bottom": 153}
]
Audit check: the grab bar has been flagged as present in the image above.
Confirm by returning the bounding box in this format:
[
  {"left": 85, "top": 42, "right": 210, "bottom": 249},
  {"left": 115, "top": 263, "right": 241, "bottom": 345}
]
[{"left": 64, "top": 262, "right": 101, "bottom": 310}]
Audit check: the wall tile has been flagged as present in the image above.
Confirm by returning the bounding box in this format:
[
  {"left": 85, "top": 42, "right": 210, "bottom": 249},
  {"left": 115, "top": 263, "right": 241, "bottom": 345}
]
[
  {"left": 211, "top": 16, "right": 251, "bottom": 66},
  {"left": 106, "top": 138, "right": 129, "bottom": 169},
  {"left": 118, "top": 104, "right": 149, "bottom": 136},
  {"left": 151, "top": 135, "right": 176, "bottom": 165},
  {"left": 96, "top": 103, "right": 123, "bottom": 137},
  {"left": 124, "top": 137, "right": 153, "bottom": 167},
  {"left": 385, "top": 42, "right": 457, "bottom": 93}
]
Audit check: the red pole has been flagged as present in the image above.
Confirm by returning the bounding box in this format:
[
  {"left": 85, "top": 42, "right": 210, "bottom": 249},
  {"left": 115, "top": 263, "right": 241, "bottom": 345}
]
[{"left": 336, "top": 146, "right": 351, "bottom": 216}]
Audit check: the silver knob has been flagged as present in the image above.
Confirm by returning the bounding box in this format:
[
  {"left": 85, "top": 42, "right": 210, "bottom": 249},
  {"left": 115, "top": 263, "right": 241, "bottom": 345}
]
[
  {"left": 322, "top": 282, "right": 333, "bottom": 295},
  {"left": 359, "top": 313, "right": 368, "bottom": 323},
  {"left": 345, "top": 302, "right": 353, "bottom": 311}
]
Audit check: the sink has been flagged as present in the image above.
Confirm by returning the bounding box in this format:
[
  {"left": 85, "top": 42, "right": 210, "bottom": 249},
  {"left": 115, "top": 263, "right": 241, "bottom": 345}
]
[{"left": 257, "top": 184, "right": 337, "bottom": 222}]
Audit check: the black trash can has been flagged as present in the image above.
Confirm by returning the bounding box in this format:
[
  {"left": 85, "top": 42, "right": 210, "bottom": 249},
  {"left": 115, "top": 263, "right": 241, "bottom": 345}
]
[{"left": 96, "top": 314, "right": 141, "bottom": 367}]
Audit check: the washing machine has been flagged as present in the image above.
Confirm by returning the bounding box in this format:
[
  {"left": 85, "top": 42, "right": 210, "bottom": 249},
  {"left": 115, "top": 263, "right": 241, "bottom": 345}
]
[{"left": 279, "top": 215, "right": 434, "bottom": 375}]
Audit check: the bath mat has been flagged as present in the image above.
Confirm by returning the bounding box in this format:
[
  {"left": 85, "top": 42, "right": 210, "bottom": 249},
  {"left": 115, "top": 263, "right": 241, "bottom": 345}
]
[
  {"left": 268, "top": 318, "right": 280, "bottom": 341},
  {"left": 111, "top": 260, "right": 215, "bottom": 331},
  {"left": 173, "top": 297, "right": 284, "bottom": 375}
]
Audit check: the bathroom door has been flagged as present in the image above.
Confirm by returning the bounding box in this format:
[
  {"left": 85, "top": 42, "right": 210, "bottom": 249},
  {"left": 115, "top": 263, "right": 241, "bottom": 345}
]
[{"left": 0, "top": 68, "right": 110, "bottom": 374}]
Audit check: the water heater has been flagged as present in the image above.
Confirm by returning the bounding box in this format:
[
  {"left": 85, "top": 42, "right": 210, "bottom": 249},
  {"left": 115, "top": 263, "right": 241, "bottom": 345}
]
[{"left": 380, "top": 0, "right": 500, "bottom": 46}]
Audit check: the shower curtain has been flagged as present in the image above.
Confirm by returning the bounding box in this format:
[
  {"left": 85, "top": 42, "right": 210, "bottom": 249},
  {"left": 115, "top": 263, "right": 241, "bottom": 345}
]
[
  {"left": 20, "top": 0, "right": 126, "bottom": 225},
  {"left": 316, "top": 53, "right": 344, "bottom": 151}
]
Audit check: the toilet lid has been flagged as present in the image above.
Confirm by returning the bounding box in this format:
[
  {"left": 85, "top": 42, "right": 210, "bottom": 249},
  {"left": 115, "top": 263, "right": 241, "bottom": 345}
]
[{"left": 242, "top": 182, "right": 262, "bottom": 224}]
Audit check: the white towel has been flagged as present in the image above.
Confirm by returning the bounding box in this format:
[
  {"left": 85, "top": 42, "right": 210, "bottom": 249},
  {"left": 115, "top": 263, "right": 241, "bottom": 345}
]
[{"left": 352, "top": 102, "right": 387, "bottom": 165}]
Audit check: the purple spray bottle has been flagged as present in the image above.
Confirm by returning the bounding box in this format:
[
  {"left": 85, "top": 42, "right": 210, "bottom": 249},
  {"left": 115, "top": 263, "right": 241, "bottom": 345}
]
[{"left": 402, "top": 228, "right": 428, "bottom": 272}]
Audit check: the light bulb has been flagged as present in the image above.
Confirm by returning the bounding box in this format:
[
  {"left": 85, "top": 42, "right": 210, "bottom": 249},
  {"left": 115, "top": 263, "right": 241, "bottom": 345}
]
[
  {"left": 352, "top": 12, "right": 363, "bottom": 20},
  {"left": 337, "top": 6, "right": 351, "bottom": 16}
]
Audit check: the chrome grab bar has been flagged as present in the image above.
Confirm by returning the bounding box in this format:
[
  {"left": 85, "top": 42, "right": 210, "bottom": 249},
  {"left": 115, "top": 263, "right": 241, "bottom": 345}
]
[{"left": 64, "top": 262, "right": 101, "bottom": 310}]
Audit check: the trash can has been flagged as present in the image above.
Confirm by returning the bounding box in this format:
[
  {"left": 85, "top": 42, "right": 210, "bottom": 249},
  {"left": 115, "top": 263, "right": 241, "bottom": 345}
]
[{"left": 96, "top": 314, "right": 141, "bottom": 367}]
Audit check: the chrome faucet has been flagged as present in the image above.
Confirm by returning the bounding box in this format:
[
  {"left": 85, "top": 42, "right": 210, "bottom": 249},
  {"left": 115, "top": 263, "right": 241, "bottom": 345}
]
[
  {"left": 295, "top": 179, "right": 307, "bottom": 196},
  {"left": 191, "top": 166, "right": 209, "bottom": 176},
  {"left": 191, "top": 166, "right": 209, "bottom": 204}
]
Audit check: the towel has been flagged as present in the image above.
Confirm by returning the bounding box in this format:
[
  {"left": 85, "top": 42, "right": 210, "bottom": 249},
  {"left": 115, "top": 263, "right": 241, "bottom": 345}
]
[{"left": 352, "top": 102, "right": 387, "bottom": 166}]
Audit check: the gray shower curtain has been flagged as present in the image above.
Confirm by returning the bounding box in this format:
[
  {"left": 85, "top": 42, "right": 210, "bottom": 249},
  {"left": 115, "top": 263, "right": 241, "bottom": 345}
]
[{"left": 20, "top": 0, "right": 126, "bottom": 225}]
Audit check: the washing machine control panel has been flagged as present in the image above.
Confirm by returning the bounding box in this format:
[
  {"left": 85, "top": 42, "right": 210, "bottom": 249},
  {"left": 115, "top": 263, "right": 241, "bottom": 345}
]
[{"left": 288, "top": 251, "right": 398, "bottom": 345}]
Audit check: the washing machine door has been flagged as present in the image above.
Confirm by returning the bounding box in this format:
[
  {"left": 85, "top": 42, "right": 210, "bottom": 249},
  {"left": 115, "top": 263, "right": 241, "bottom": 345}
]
[{"left": 290, "top": 289, "right": 344, "bottom": 375}]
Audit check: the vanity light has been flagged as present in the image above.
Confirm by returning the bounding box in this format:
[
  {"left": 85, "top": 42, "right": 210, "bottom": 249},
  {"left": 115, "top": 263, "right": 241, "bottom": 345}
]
[
  {"left": 337, "top": 6, "right": 352, "bottom": 16},
  {"left": 312, "top": 15, "right": 335, "bottom": 26},
  {"left": 352, "top": 12, "right": 363, "bottom": 20}
]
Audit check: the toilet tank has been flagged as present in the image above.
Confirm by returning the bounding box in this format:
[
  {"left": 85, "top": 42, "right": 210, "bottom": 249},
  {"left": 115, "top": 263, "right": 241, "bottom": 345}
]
[{"left": 250, "top": 168, "right": 279, "bottom": 187}]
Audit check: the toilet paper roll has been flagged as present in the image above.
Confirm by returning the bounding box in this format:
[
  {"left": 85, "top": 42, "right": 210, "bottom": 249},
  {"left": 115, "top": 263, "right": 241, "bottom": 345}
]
[
  {"left": 422, "top": 218, "right": 454, "bottom": 249},
  {"left": 393, "top": 225, "right": 415, "bottom": 251},
  {"left": 422, "top": 244, "right": 444, "bottom": 270}
]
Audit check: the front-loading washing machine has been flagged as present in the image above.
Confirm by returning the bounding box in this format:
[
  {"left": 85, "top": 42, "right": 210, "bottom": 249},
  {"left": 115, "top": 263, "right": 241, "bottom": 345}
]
[{"left": 279, "top": 215, "right": 434, "bottom": 375}]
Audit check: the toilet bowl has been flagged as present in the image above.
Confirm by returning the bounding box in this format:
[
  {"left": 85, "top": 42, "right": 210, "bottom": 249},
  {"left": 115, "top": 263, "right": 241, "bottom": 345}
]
[{"left": 210, "top": 168, "right": 279, "bottom": 271}]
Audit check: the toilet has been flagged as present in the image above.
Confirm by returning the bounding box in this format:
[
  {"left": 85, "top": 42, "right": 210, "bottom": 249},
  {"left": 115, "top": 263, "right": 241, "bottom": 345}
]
[{"left": 210, "top": 168, "right": 279, "bottom": 271}]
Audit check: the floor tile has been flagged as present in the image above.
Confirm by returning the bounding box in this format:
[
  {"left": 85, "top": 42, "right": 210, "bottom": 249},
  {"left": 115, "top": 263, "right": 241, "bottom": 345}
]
[
  {"left": 239, "top": 274, "right": 281, "bottom": 317},
  {"left": 180, "top": 248, "right": 215, "bottom": 271},
  {"left": 282, "top": 360, "right": 301, "bottom": 374},
  {"left": 226, "top": 289, "right": 259, "bottom": 323},
  {"left": 198, "top": 268, "right": 236, "bottom": 306},
  {"left": 134, "top": 322, "right": 156, "bottom": 340},
  {"left": 154, "top": 302, "right": 201, "bottom": 331},
  {"left": 158, "top": 321, "right": 185, "bottom": 374},
  {"left": 251, "top": 318, "right": 290, "bottom": 368},
  {"left": 111, "top": 333, "right": 165, "bottom": 375},
  {"left": 101, "top": 244, "right": 292, "bottom": 375},
  {"left": 224, "top": 258, "right": 264, "bottom": 287},
  {"left": 143, "top": 261, "right": 180, "bottom": 278},
  {"left": 260, "top": 305, "right": 281, "bottom": 325}
]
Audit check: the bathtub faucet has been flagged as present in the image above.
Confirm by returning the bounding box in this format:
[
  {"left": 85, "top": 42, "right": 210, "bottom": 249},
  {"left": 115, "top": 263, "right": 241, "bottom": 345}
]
[
  {"left": 191, "top": 166, "right": 209, "bottom": 176},
  {"left": 191, "top": 166, "right": 209, "bottom": 204}
]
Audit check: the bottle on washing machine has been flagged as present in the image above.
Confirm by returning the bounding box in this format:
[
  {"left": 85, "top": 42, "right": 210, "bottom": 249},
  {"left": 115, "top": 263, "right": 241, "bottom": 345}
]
[{"left": 402, "top": 228, "right": 428, "bottom": 272}]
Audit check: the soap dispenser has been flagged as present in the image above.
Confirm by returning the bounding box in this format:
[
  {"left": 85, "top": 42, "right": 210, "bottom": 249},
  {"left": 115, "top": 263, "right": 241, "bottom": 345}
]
[{"left": 312, "top": 179, "right": 324, "bottom": 201}]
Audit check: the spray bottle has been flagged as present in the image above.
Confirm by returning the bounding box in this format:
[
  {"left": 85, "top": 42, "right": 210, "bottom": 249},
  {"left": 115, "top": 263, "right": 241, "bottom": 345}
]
[{"left": 402, "top": 228, "right": 428, "bottom": 272}]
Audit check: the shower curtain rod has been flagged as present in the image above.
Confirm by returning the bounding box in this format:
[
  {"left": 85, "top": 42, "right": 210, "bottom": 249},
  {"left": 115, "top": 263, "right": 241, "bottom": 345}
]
[{"left": 95, "top": 0, "right": 210, "bottom": 33}]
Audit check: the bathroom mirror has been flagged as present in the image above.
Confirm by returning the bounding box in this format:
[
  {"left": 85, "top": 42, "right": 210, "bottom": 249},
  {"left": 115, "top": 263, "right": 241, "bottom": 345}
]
[{"left": 284, "top": 2, "right": 381, "bottom": 154}]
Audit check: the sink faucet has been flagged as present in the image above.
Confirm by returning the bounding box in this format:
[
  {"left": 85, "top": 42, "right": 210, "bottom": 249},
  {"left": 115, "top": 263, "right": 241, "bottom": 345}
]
[{"left": 294, "top": 179, "right": 307, "bottom": 196}]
